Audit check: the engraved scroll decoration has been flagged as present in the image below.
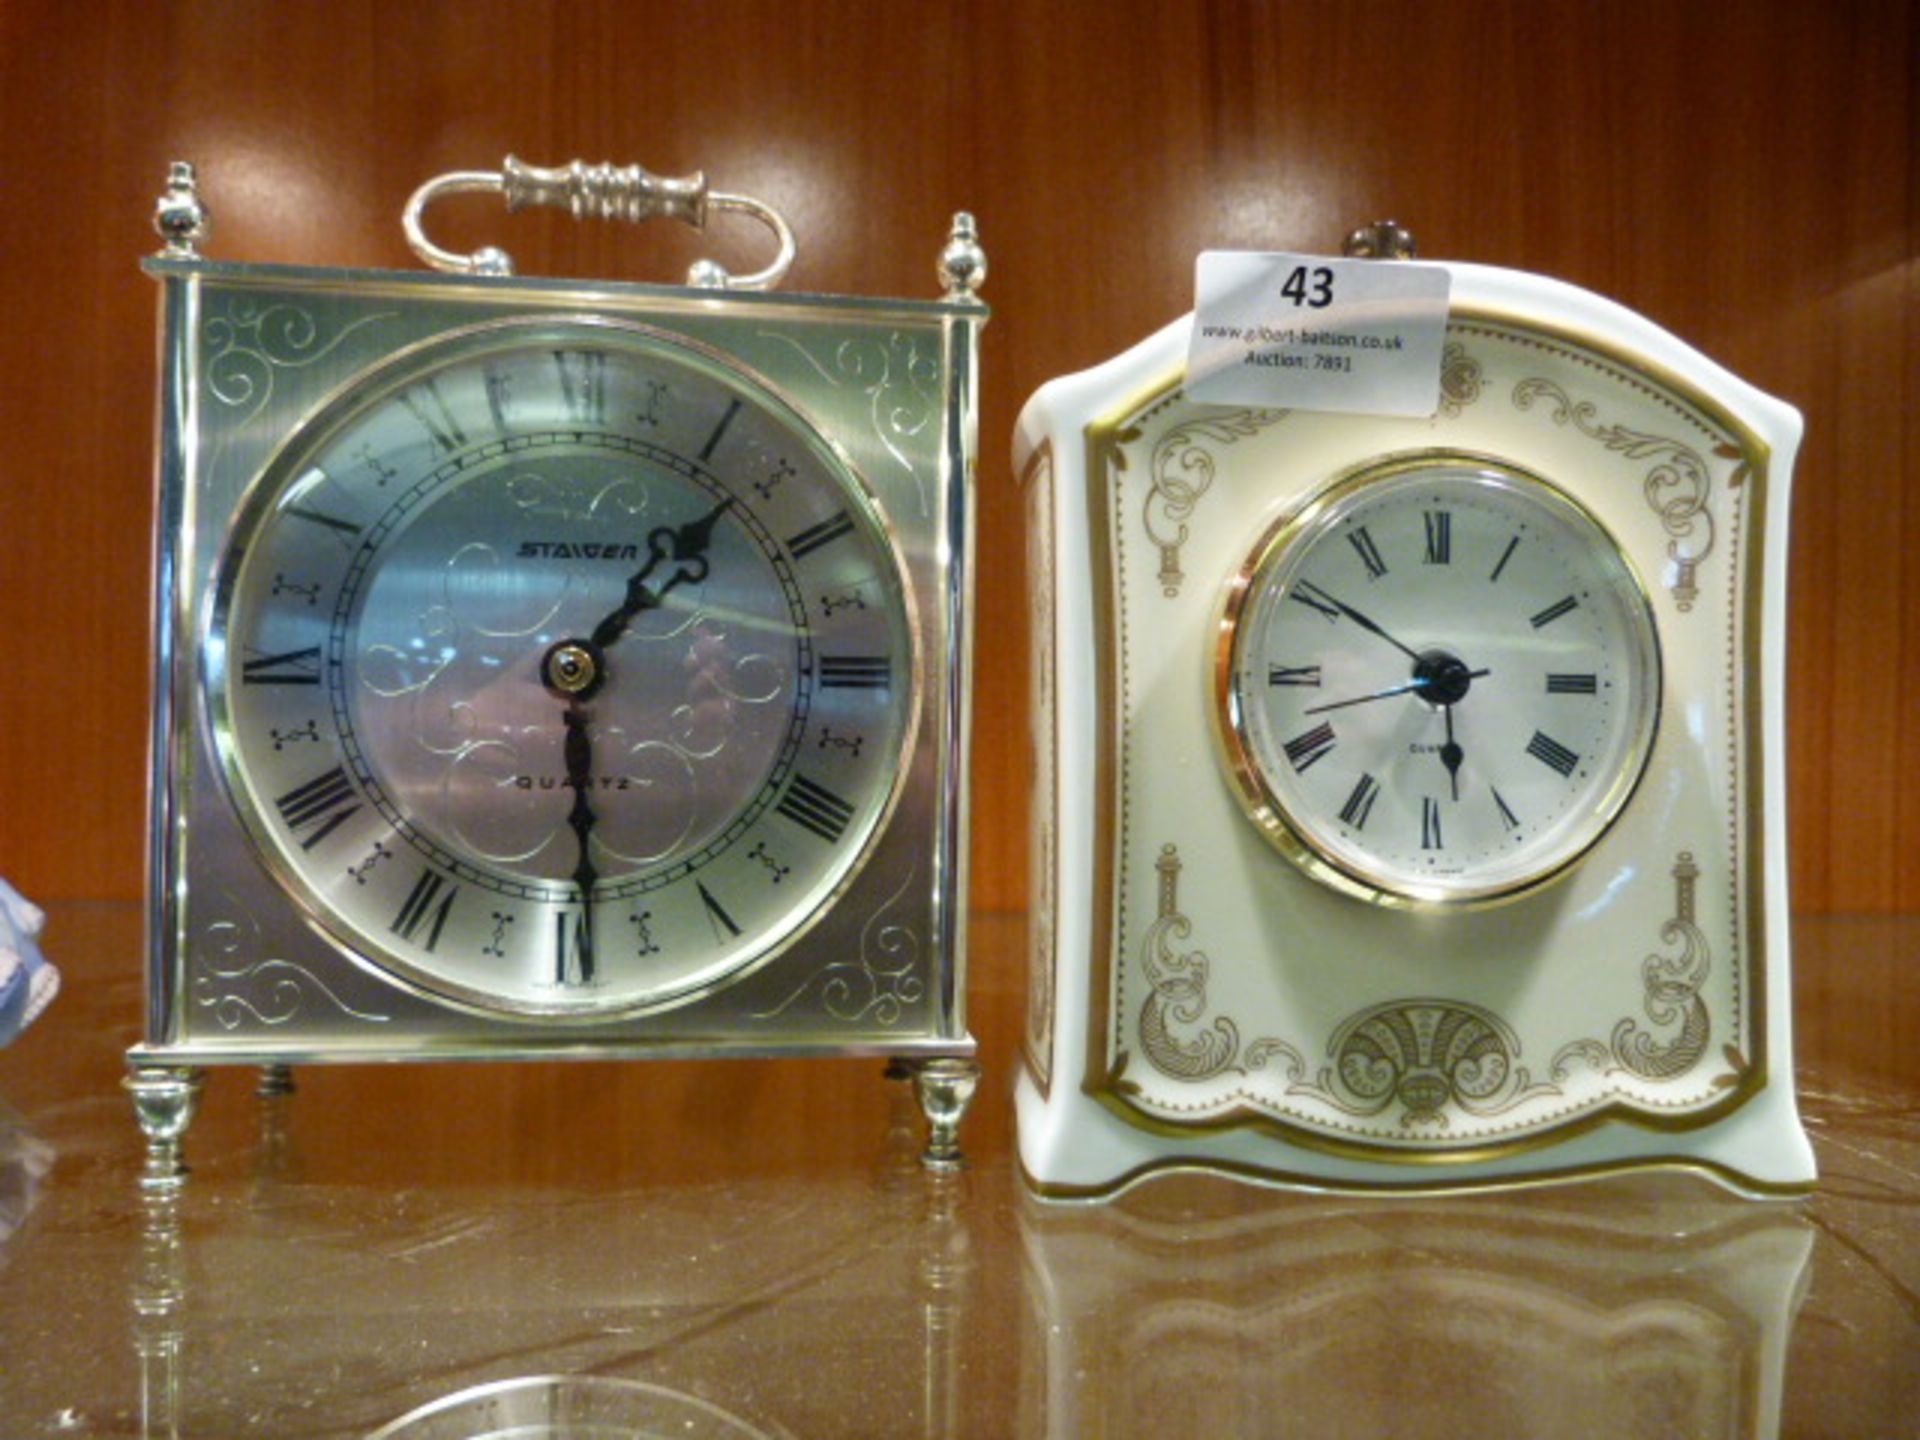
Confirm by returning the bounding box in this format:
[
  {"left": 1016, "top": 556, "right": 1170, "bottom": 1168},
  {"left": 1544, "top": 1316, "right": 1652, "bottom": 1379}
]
[
  {"left": 1119, "top": 847, "right": 1728, "bottom": 1130},
  {"left": 1551, "top": 852, "right": 1726, "bottom": 1084},
  {"left": 1133, "top": 845, "right": 1244, "bottom": 1080},
  {"left": 752, "top": 864, "right": 924, "bottom": 1027},
  {"left": 1511, "top": 377, "right": 1742, "bottom": 611},
  {"left": 1130, "top": 351, "right": 1480, "bottom": 597},
  {"left": 193, "top": 897, "right": 391, "bottom": 1031},
  {"left": 761, "top": 330, "right": 940, "bottom": 514},
  {"left": 1126, "top": 409, "right": 1288, "bottom": 598},
  {"left": 204, "top": 300, "right": 398, "bottom": 425},
  {"left": 1437, "top": 341, "right": 1485, "bottom": 419}
]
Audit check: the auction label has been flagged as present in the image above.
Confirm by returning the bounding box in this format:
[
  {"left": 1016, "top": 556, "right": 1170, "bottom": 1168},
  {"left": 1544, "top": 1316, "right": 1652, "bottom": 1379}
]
[{"left": 1186, "top": 251, "right": 1451, "bottom": 416}]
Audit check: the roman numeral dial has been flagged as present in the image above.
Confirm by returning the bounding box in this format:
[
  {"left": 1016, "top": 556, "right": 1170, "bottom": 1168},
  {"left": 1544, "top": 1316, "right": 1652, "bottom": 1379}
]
[
  {"left": 273, "top": 766, "right": 360, "bottom": 850},
  {"left": 242, "top": 646, "right": 323, "bottom": 686},
  {"left": 1219, "top": 455, "right": 1661, "bottom": 904},
  {"left": 391, "top": 869, "right": 459, "bottom": 952},
  {"left": 776, "top": 773, "right": 857, "bottom": 843},
  {"left": 214, "top": 321, "right": 917, "bottom": 1015}
]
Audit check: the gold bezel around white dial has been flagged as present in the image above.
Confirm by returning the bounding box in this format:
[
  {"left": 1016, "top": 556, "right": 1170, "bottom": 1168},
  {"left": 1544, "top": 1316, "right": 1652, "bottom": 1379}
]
[{"left": 1212, "top": 449, "right": 1663, "bottom": 909}]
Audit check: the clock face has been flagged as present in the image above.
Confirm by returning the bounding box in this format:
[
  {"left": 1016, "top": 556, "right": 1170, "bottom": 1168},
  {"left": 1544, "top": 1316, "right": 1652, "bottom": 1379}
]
[
  {"left": 1216, "top": 452, "right": 1661, "bottom": 905},
  {"left": 209, "top": 318, "right": 915, "bottom": 1017}
]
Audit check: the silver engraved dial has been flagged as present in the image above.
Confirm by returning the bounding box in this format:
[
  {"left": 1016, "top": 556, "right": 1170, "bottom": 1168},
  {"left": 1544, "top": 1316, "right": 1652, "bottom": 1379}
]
[
  {"left": 210, "top": 319, "right": 915, "bottom": 1015},
  {"left": 1215, "top": 452, "right": 1661, "bottom": 906}
]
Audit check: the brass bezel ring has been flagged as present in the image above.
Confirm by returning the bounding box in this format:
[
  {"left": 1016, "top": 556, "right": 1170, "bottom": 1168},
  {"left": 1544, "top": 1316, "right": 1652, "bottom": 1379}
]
[{"left": 1209, "top": 448, "right": 1665, "bottom": 910}]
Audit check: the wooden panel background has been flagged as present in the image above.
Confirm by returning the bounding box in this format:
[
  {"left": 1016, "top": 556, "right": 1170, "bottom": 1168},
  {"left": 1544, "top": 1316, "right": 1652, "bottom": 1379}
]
[{"left": 0, "top": 0, "right": 1912, "bottom": 917}]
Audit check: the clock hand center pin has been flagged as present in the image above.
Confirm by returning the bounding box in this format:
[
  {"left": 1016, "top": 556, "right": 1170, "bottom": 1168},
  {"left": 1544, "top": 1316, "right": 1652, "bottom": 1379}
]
[{"left": 1411, "top": 649, "right": 1480, "bottom": 707}]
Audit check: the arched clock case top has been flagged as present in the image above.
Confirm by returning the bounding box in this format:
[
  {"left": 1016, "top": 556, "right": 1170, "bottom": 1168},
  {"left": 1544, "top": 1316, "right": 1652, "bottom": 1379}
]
[{"left": 1013, "top": 256, "right": 1812, "bottom": 1199}]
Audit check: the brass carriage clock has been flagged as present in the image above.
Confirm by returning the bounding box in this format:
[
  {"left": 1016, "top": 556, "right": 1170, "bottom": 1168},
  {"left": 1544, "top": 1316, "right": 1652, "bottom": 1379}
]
[{"left": 129, "top": 160, "right": 986, "bottom": 1182}]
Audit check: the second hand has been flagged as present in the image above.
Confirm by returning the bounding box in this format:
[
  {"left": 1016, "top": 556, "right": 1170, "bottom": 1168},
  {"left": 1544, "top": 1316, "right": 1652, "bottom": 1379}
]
[{"left": 1303, "top": 669, "right": 1489, "bottom": 716}]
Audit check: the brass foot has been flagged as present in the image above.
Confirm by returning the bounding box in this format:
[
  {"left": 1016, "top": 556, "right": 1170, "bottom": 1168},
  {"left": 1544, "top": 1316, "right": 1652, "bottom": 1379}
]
[
  {"left": 125, "top": 1066, "right": 205, "bottom": 1192},
  {"left": 910, "top": 1058, "right": 981, "bottom": 1172}
]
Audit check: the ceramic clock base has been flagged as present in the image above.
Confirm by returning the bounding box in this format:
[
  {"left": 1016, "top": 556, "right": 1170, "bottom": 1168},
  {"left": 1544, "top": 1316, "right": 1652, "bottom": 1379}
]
[
  {"left": 1014, "top": 257, "right": 1815, "bottom": 1203},
  {"left": 1014, "top": 1066, "right": 1815, "bottom": 1200}
]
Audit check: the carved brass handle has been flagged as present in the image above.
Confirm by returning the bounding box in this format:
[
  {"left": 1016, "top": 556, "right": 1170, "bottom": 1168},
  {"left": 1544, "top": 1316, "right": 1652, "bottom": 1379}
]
[{"left": 402, "top": 155, "right": 797, "bottom": 290}]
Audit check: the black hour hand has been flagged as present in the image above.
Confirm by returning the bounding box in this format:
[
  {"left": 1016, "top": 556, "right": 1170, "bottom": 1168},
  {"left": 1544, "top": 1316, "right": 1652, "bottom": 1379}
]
[
  {"left": 658, "top": 492, "right": 735, "bottom": 576},
  {"left": 590, "top": 494, "right": 735, "bottom": 650},
  {"left": 1440, "top": 705, "right": 1464, "bottom": 801}
]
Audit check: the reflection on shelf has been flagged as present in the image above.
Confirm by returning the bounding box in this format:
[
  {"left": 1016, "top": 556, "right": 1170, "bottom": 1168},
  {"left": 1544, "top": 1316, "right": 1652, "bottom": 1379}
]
[
  {"left": 365, "top": 1374, "right": 793, "bottom": 1439},
  {"left": 122, "top": 1076, "right": 978, "bottom": 1439},
  {"left": 0, "top": 1103, "right": 52, "bottom": 1254},
  {"left": 1017, "top": 1173, "right": 1812, "bottom": 1439}
]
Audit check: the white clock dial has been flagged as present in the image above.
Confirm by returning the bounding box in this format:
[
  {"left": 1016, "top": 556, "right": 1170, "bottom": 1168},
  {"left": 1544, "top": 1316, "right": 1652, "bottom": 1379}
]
[
  {"left": 1216, "top": 452, "right": 1661, "bottom": 905},
  {"left": 210, "top": 319, "right": 915, "bottom": 1016}
]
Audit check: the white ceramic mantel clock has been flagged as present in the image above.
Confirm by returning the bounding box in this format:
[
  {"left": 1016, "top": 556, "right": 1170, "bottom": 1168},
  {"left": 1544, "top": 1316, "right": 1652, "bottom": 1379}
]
[
  {"left": 129, "top": 159, "right": 987, "bottom": 1183},
  {"left": 1015, "top": 224, "right": 1813, "bottom": 1197}
]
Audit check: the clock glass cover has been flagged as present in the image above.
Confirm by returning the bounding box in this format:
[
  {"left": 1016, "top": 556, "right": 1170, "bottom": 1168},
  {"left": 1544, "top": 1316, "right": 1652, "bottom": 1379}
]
[
  {"left": 210, "top": 318, "right": 914, "bottom": 1017},
  {"left": 1216, "top": 452, "right": 1661, "bottom": 906}
]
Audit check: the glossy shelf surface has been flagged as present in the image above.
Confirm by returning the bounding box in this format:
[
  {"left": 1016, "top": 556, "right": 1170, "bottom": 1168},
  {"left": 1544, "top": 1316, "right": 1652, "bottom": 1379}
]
[{"left": 0, "top": 906, "right": 1915, "bottom": 1437}]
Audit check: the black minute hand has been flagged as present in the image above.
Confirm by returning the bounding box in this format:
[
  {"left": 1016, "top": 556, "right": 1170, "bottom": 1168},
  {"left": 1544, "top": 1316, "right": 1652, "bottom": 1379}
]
[
  {"left": 1296, "top": 580, "right": 1424, "bottom": 664},
  {"left": 589, "top": 494, "right": 736, "bottom": 651},
  {"left": 562, "top": 698, "right": 598, "bottom": 985}
]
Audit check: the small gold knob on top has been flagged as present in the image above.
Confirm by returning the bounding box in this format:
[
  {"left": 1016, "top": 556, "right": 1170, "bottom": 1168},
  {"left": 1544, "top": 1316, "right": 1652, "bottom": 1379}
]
[
  {"left": 939, "top": 212, "right": 987, "bottom": 301},
  {"left": 1343, "top": 220, "right": 1417, "bottom": 260},
  {"left": 154, "top": 161, "right": 210, "bottom": 258}
]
